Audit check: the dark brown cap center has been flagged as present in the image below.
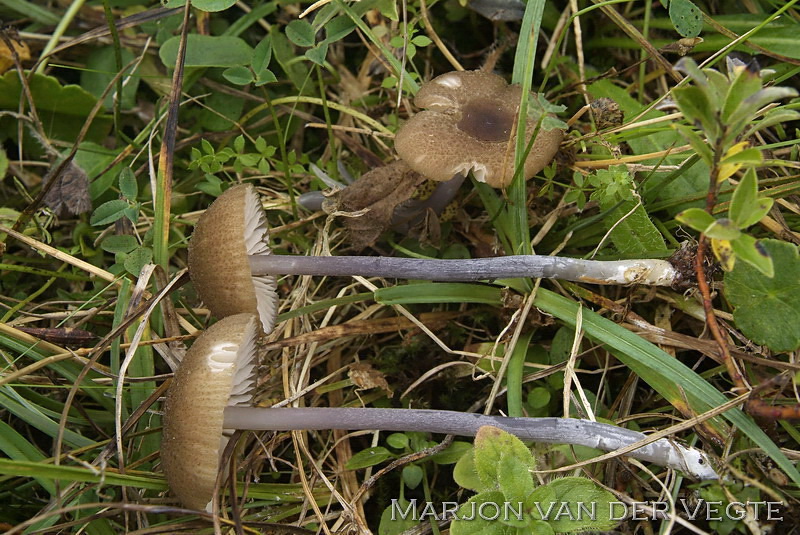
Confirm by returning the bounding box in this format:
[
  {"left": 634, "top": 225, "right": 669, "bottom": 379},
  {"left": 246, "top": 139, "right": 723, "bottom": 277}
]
[{"left": 457, "top": 100, "right": 516, "bottom": 142}]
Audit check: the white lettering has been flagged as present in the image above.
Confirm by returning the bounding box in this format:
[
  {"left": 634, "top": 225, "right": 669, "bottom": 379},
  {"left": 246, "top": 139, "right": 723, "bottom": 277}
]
[
  {"left": 576, "top": 502, "right": 595, "bottom": 520},
  {"left": 767, "top": 502, "right": 783, "bottom": 521},
  {"left": 478, "top": 501, "right": 500, "bottom": 520},
  {"left": 553, "top": 502, "right": 575, "bottom": 521},
  {"left": 706, "top": 501, "right": 722, "bottom": 521},
  {"left": 391, "top": 499, "right": 416, "bottom": 521},
  {"left": 534, "top": 501, "right": 556, "bottom": 520},
  {"left": 650, "top": 501, "right": 669, "bottom": 520},
  {"left": 441, "top": 502, "right": 459, "bottom": 519},
  {"left": 418, "top": 502, "right": 438, "bottom": 521},
  {"left": 504, "top": 502, "right": 524, "bottom": 521},
  {"left": 609, "top": 502, "right": 628, "bottom": 520},
  {"left": 679, "top": 498, "right": 705, "bottom": 520}
]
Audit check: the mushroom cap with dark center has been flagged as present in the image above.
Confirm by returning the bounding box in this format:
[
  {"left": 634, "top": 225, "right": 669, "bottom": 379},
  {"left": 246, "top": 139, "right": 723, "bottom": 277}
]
[
  {"left": 394, "top": 70, "right": 563, "bottom": 188},
  {"left": 188, "top": 185, "right": 279, "bottom": 333},
  {"left": 161, "top": 313, "right": 260, "bottom": 511}
]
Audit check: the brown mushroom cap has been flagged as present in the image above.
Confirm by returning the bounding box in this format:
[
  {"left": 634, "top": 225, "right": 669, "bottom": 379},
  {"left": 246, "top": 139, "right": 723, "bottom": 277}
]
[
  {"left": 394, "top": 70, "right": 563, "bottom": 188},
  {"left": 161, "top": 313, "right": 260, "bottom": 511},
  {"left": 188, "top": 185, "right": 279, "bottom": 333}
]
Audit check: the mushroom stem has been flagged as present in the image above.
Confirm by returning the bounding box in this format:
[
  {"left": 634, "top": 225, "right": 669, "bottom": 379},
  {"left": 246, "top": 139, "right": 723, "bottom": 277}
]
[
  {"left": 249, "top": 254, "right": 679, "bottom": 286},
  {"left": 223, "top": 406, "right": 717, "bottom": 479}
]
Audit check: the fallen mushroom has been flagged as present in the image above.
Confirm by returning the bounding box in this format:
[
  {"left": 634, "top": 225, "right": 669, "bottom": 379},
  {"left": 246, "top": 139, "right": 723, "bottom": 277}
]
[
  {"left": 161, "top": 313, "right": 718, "bottom": 511},
  {"left": 394, "top": 70, "right": 563, "bottom": 188},
  {"left": 299, "top": 161, "right": 465, "bottom": 250},
  {"left": 189, "top": 184, "right": 681, "bottom": 330}
]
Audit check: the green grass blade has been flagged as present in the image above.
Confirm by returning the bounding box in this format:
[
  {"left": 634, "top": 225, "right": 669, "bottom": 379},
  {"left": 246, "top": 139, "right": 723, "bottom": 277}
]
[
  {"left": 0, "top": 420, "right": 55, "bottom": 494},
  {"left": 0, "top": 388, "right": 93, "bottom": 449},
  {"left": 533, "top": 287, "right": 800, "bottom": 486},
  {"left": 374, "top": 283, "right": 502, "bottom": 305},
  {"left": 0, "top": 458, "right": 165, "bottom": 490}
]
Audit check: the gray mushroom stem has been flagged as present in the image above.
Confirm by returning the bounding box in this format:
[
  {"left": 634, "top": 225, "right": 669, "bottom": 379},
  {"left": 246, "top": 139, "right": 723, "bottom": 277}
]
[
  {"left": 223, "top": 407, "right": 718, "bottom": 479},
  {"left": 249, "top": 254, "right": 679, "bottom": 286}
]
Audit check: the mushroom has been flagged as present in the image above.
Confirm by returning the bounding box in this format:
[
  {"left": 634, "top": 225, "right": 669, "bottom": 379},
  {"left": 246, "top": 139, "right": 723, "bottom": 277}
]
[
  {"left": 161, "top": 313, "right": 718, "bottom": 511},
  {"left": 394, "top": 70, "right": 563, "bottom": 188},
  {"left": 299, "top": 161, "right": 466, "bottom": 250},
  {"left": 188, "top": 184, "right": 279, "bottom": 333},
  {"left": 189, "top": 184, "right": 681, "bottom": 329}
]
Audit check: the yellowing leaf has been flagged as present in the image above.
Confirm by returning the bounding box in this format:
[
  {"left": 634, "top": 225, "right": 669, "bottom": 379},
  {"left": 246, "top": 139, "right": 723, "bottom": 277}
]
[
  {"left": 712, "top": 238, "right": 735, "bottom": 271},
  {"left": 717, "top": 141, "right": 750, "bottom": 183},
  {"left": 0, "top": 39, "right": 30, "bottom": 75}
]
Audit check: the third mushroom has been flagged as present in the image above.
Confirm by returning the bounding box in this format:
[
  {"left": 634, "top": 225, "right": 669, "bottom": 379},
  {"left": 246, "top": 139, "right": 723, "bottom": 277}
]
[{"left": 394, "top": 70, "right": 563, "bottom": 188}]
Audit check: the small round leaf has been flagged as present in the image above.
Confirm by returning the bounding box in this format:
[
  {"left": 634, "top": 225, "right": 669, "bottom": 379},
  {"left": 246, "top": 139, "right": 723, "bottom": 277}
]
[{"left": 725, "top": 239, "right": 800, "bottom": 352}]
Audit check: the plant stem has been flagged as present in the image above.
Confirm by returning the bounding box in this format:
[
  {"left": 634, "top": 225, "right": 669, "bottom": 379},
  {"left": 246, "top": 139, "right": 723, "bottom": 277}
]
[
  {"left": 223, "top": 407, "right": 718, "bottom": 479},
  {"left": 249, "top": 254, "right": 678, "bottom": 286}
]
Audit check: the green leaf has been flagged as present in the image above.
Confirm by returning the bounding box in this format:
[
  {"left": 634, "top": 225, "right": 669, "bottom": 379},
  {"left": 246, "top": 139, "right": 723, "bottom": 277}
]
[
  {"left": 0, "top": 71, "right": 111, "bottom": 144},
  {"left": 668, "top": 0, "right": 703, "bottom": 38},
  {"left": 672, "top": 85, "right": 717, "bottom": 137},
  {"left": 473, "top": 426, "right": 535, "bottom": 492},
  {"left": 286, "top": 19, "right": 316, "bottom": 47},
  {"left": 345, "top": 446, "right": 394, "bottom": 469},
  {"left": 729, "top": 168, "right": 772, "bottom": 229},
  {"left": 535, "top": 477, "right": 618, "bottom": 532},
  {"left": 497, "top": 453, "right": 534, "bottom": 507},
  {"left": 379, "top": 499, "right": 419, "bottom": 535},
  {"left": 386, "top": 432, "right": 409, "bottom": 449},
  {"left": 719, "top": 147, "right": 763, "bottom": 167},
  {"left": 526, "top": 484, "right": 556, "bottom": 520},
  {"left": 255, "top": 68, "right": 277, "bottom": 85},
  {"left": 81, "top": 47, "right": 139, "bottom": 110},
  {"left": 431, "top": 441, "right": 472, "bottom": 464},
  {"left": 453, "top": 448, "right": 482, "bottom": 491},
  {"left": 323, "top": 16, "right": 356, "bottom": 43},
  {"left": 118, "top": 167, "right": 137, "bottom": 201},
  {"left": 159, "top": 35, "right": 253, "bottom": 68},
  {"left": 744, "top": 108, "right": 800, "bottom": 138},
  {"left": 199, "top": 92, "right": 245, "bottom": 131},
  {"left": 123, "top": 246, "right": 152, "bottom": 276},
  {"left": 676, "top": 207, "right": 716, "bottom": 232},
  {"left": 252, "top": 36, "right": 273, "bottom": 72},
  {"left": 731, "top": 234, "right": 773, "bottom": 277},
  {"left": 402, "top": 465, "right": 423, "bottom": 489},
  {"left": 589, "top": 166, "right": 667, "bottom": 255},
  {"left": 101, "top": 235, "right": 138, "bottom": 254},
  {"left": 305, "top": 42, "right": 329, "bottom": 65},
  {"left": 0, "top": 145, "right": 8, "bottom": 180},
  {"left": 411, "top": 35, "right": 433, "bottom": 47},
  {"left": 704, "top": 218, "right": 741, "bottom": 241},
  {"left": 90, "top": 199, "right": 129, "bottom": 226},
  {"left": 450, "top": 491, "right": 518, "bottom": 535},
  {"left": 672, "top": 124, "right": 713, "bottom": 164},
  {"left": 674, "top": 56, "right": 707, "bottom": 87},
  {"left": 526, "top": 387, "right": 551, "bottom": 409},
  {"left": 222, "top": 66, "right": 253, "bottom": 86},
  {"left": 725, "top": 239, "right": 799, "bottom": 351},
  {"left": 168, "top": 0, "right": 236, "bottom": 11},
  {"left": 123, "top": 204, "right": 139, "bottom": 224},
  {"left": 721, "top": 65, "right": 762, "bottom": 123},
  {"left": 727, "top": 87, "right": 799, "bottom": 140},
  {"left": 0, "top": 0, "right": 61, "bottom": 24}
]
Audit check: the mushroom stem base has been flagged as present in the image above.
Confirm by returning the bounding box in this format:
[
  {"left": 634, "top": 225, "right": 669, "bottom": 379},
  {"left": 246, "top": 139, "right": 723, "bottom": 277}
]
[
  {"left": 249, "top": 255, "right": 678, "bottom": 286},
  {"left": 222, "top": 407, "right": 717, "bottom": 479}
]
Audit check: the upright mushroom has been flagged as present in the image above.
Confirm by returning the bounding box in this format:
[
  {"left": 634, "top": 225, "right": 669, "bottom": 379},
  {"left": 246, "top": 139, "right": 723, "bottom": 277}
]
[
  {"left": 394, "top": 70, "right": 563, "bottom": 188},
  {"left": 161, "top": 313, "right": 718, "bottom": 511},
  {"left": 188, "top": 185, "right": 682, "bottom": 329}
]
